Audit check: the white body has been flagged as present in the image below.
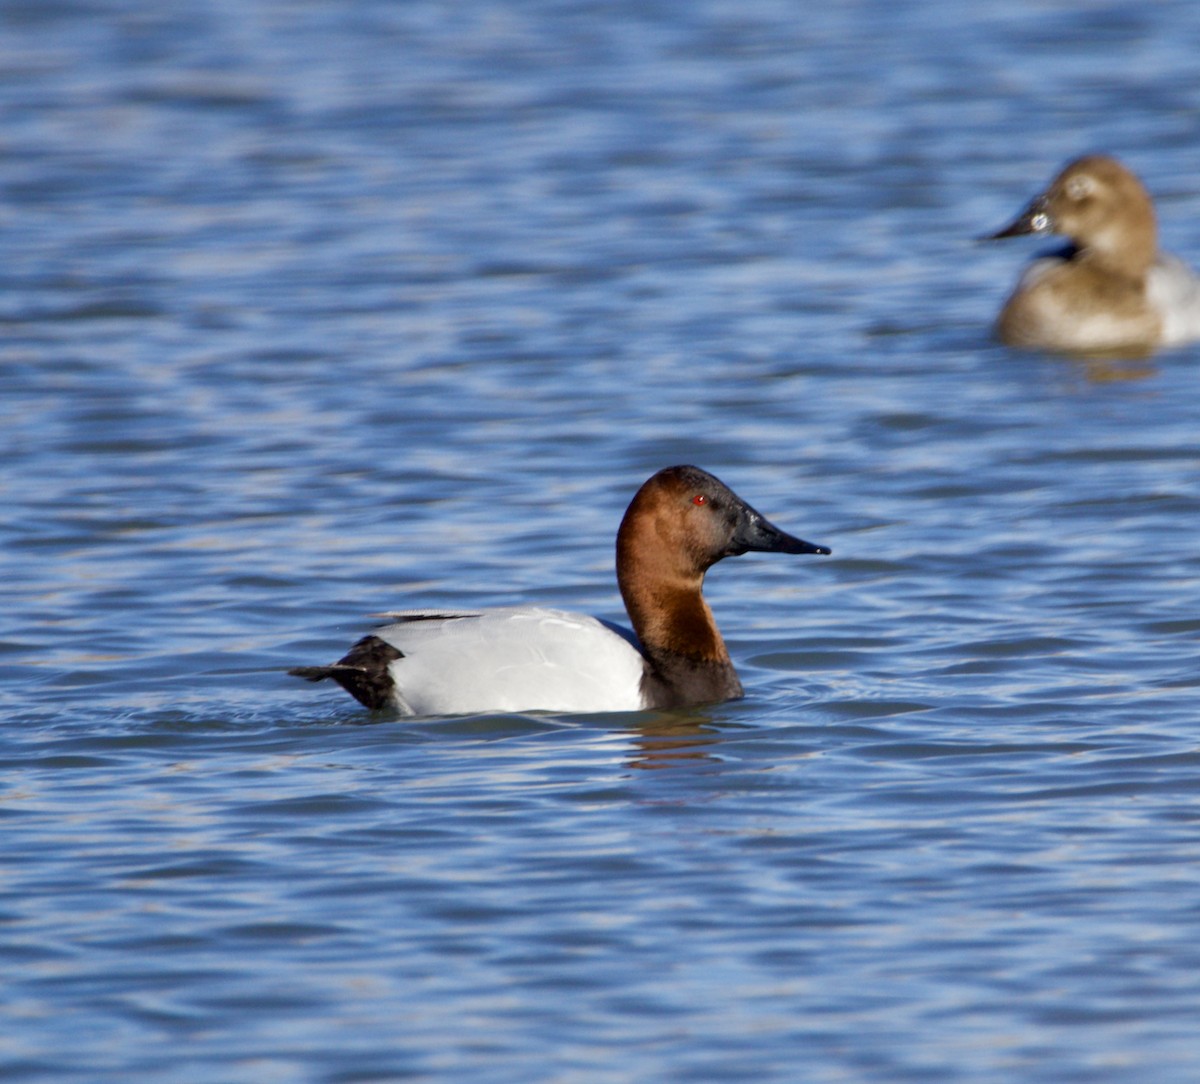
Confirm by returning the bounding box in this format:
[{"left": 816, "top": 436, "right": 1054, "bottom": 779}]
[
  {"left": 1146, "top": 253, "right": 1200, "bottom": 345},
  {"left": 373, "top": 607, "right": 650, "bottom": 715}
]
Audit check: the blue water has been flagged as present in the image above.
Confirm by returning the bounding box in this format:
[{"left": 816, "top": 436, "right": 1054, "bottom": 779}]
[{"left": 5, "top": 1, "right": 1200, "bottom": 1080}]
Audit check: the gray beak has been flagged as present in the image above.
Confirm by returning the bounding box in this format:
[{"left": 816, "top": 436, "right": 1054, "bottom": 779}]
[
  {"left": 983, "top": 194, "right": 1054, "bottom": 240},
  {"left": 729, "top": 505, "right": 831, "bottom": 558}
]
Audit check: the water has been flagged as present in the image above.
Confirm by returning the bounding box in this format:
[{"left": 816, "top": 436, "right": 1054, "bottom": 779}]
[{"left": 4, "top": 0, "right": 1200, "bottom": 1079}]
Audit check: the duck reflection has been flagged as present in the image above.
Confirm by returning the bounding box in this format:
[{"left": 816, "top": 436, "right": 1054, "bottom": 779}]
[
  {"left": 622, "top": 709, "right": 723, "bottom": 770},
  {"left": 1075, "top": 355, "right": 1157, "bottom": 383}
]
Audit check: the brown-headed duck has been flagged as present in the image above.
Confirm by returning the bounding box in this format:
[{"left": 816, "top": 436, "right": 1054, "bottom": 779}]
[{"left": 290, "top": 465, "right": 830, "bottom": 715}]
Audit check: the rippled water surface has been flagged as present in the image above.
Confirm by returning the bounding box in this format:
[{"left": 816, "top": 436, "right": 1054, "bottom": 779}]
[{"left": 5, "top": 1, "right": 1200, "bottom": 1080}]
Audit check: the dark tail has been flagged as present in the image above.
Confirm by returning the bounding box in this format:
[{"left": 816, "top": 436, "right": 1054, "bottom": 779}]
[
  {"left": 289, "top": 665, "right": 342, "bottom": 683},
  {"left": 288, "top": 635, "right": 403, "bottom": 711}
]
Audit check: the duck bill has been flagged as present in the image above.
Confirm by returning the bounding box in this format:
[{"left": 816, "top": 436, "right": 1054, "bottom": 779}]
[
  {"left": 984, "top": 194, "right": 1054, "bottom": 239},
  {"left": 729, "top": 508, "right": 831, "bottom": 557}
]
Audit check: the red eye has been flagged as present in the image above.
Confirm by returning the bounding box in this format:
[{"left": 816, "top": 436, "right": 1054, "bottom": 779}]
[{"left": 692, "top": 494, "right": 707, "bottom": 506}]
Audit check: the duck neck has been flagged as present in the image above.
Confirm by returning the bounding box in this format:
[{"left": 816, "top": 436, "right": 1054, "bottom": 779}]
[
  {"left": 618, "top": 558, "right": 742, "bottom": 708},
  {"left": 621, "top": 575, "right": 730, "bottom": 666},
  {"left": 1083, "top": 212, "right": 1157, "bottom": 281}
]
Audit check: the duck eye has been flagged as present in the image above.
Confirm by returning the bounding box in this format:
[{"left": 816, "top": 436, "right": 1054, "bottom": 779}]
[{"left": 691, "top": 494, "right": 707, "bottom": 506}]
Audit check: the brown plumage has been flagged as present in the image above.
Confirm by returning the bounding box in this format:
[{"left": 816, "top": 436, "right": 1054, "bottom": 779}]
[{"left": 986, "top": 155, "right": 1200, "bottom": 356}]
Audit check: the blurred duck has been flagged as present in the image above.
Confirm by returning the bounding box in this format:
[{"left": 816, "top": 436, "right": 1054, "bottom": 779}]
[
  {"left": 290, "top": 465, "right": 830, "bottom": 716},
  {"left": 986, "top": 155, "right": 1200, "bottom": 355}
]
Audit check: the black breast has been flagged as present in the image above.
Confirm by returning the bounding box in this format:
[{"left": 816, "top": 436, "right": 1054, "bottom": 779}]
[{"left": 640, "top": 651, "right": 744, "bottom": 709}]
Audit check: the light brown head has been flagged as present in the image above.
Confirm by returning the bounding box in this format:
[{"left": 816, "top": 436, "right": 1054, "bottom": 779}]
[{"left": 988, "top": 155, "right": 1158, "bottom": 277}]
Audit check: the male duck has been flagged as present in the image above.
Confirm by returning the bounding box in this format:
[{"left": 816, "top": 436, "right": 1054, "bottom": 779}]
[
  {"left": 290, "top": 465, "right": 830, "bottom": 715},
  {"left": 986, "top": 154, "right": 1200, "bottom": 355}
]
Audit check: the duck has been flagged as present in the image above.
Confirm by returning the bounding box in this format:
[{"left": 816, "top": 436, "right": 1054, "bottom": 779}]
[
  {"left": 289, "top": 465, "right": 830, "bottom": 716},
  {"left": 985, "top": 154, "right": 1200, "bottom": 355}
]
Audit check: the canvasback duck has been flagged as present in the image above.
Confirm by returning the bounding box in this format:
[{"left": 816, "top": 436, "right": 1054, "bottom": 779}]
[
  {"left": 986, "top": 155, "right": 1200, "bottom": 355},
  {"left": 289, "top": 465, "right": 830, "bottom": 715}
]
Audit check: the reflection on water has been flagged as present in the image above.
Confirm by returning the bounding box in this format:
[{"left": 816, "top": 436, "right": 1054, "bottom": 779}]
[
  {"left": 623, "top": 711, "right": 723, "bottom": 771},
  {"left": 1075, "top": 356, "right": 1159, "bottom": 383}
]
